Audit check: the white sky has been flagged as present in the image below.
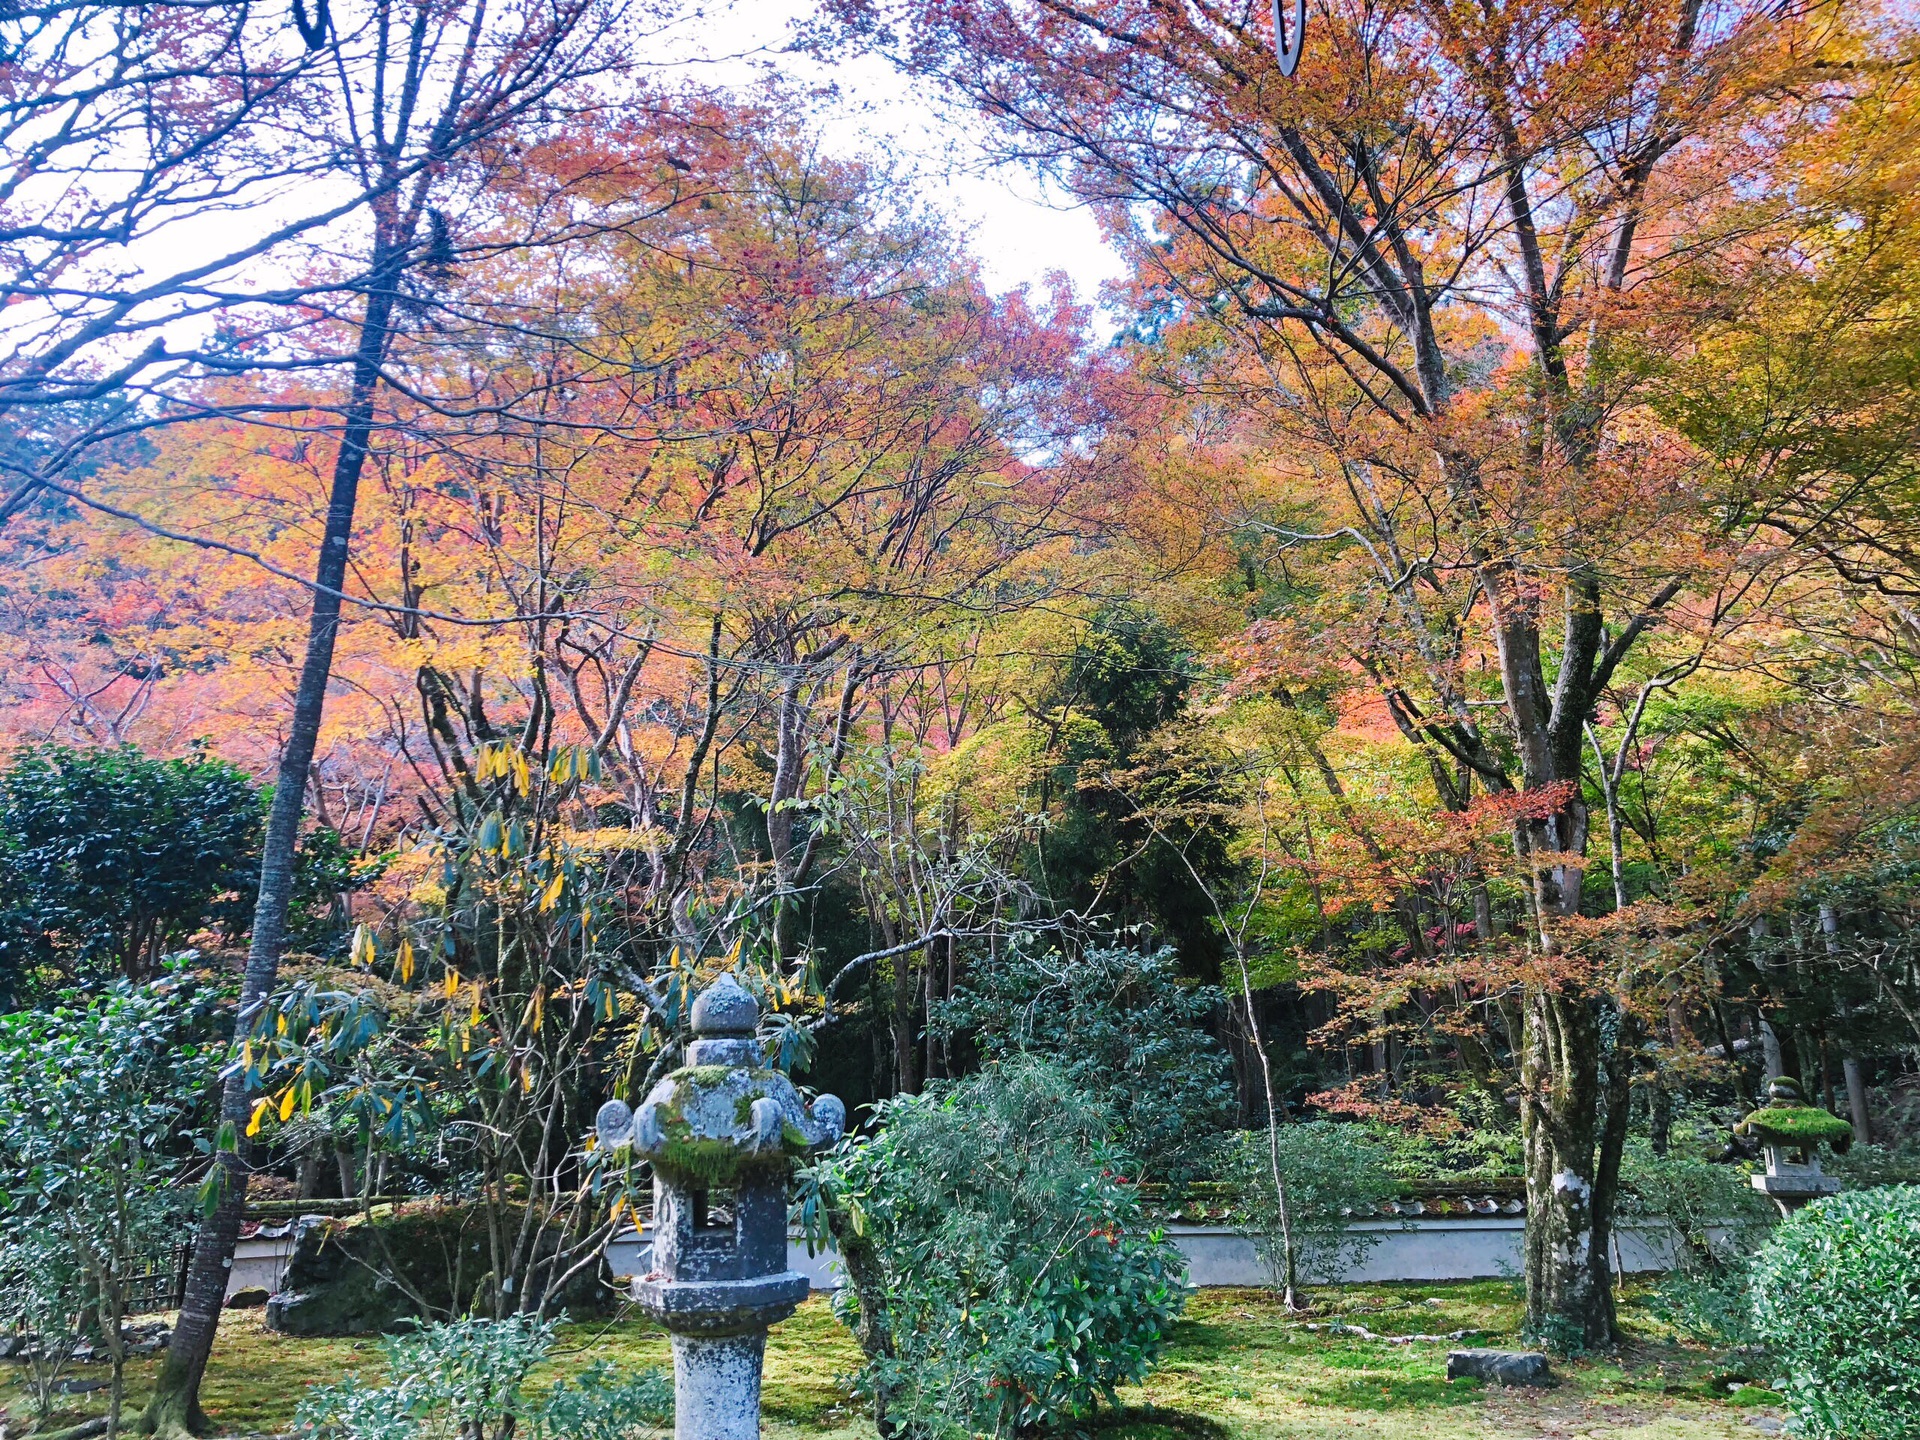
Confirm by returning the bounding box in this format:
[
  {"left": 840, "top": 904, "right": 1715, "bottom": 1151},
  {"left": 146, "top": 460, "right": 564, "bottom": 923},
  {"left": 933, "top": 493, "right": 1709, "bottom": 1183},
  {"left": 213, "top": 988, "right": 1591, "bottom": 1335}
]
[
  {"left": 657, "top": 0, "right": 1127, "bottom": 305},
  {"left": 0, "top": 0, "right": 1125, "bottom": 382}
]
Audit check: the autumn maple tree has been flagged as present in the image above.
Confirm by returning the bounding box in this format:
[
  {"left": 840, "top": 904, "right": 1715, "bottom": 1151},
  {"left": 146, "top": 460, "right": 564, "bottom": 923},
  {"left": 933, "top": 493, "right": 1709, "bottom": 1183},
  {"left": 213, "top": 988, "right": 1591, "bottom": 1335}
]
[{"left": 821, "top": 0, "right": 1863, "bottom": 1342}]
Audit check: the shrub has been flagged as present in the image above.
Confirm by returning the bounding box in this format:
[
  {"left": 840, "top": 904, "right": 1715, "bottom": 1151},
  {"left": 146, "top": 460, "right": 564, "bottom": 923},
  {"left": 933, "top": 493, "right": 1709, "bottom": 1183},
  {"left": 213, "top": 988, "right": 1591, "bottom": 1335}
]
[
  {"left": 1750, "top": 1185, "right": 1920, "bottom": 1439},
  {"left": 295, "top": 1315, "right": 671, "bottom": 1440},
  {"left": 1227, "top": 1120, "right": 1399, "bottom": 1299},
  {"left": 0, "top": 970, "right": 220, "bottom": 1431},
  {"left": 1365, "top": 1089, "right": 1523, "bottom": 1184},
  {"left": 1621, "top": 1139, "right": 1774, "bottom": 1344},
  {"left": 932, "top": 942, "right": 1233, "bottom": 1193},
  {"left": 0, "top": 1228, "right": 89, "bottom": 1420},
  {"left": 810, "top": 1058, "right": 1186, "bottom": 1439},
  {"left": 0, "top": 742, "right": 262, "bottom": 990},
  {"left": 1828, "top": 1140, "right": 1920, "bottom": 1191}
]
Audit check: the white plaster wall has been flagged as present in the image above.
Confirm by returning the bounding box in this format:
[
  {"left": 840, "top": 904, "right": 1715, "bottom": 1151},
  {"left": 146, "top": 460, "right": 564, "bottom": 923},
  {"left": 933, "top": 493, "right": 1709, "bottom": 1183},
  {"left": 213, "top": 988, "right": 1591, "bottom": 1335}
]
[
  {"left": 234, "top": 1218, "right": 1693, "bottom": 1301},
  {"left": 230, "top": 1236, "right": 294, "bottom": 1296},
  {"left": 603, "top": 1219, "right": 1688, "bottom": 1293}
]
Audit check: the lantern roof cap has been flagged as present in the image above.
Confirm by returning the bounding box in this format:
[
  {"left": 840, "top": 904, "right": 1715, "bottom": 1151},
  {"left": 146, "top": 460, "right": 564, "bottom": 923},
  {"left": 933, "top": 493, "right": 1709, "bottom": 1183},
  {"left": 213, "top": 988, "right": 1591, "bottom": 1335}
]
[{"left": 691, "top": 972, "right": 758, "bottom": 1038}]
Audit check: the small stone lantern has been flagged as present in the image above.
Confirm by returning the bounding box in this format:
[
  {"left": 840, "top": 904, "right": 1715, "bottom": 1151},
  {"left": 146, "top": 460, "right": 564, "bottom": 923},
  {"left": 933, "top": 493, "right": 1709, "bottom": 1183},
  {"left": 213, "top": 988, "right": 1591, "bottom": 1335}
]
[
  {"left": 1736, "top": 1076, "right": 1853, "bottom": 1217},
  {"left": 595, "top": 974, "right": 844, "bottom": 1440}
]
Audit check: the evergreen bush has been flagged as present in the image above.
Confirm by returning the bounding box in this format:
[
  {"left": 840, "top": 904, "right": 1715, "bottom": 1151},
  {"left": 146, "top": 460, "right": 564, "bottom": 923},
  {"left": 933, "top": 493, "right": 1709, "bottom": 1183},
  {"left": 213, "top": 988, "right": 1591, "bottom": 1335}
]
[
  {"left": 808, "top": 1058, "right": 1186, "bottom": 1439},
  {"left": 1227, "top": 1120, "right": 1399, "bottom": 1297},
  {"left": 1750, "top": 1185, "right": 1920, "bottom": 1439},
  {"left": 932, "top": 942, "right": 1233, "bottom": 1193},
  {"left": 1621, "top": 1139, "right": 1774, "bottom": 1344}
]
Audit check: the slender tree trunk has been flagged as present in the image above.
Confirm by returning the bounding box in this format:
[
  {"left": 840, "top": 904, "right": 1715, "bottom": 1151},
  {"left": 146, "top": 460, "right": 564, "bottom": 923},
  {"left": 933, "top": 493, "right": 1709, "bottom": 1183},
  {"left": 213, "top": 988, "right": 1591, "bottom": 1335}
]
[
  {"left": 1823, "top": 909, "right": 1875, "bottom": 1142},
  {"left": 1842, "top": 1056, "right": 1872, "bottom": 1144},
  {"left": 820, "top": 1195, "right": 897, "bottom": 1437},
  {"left": 890, "top": 945, "right": 918, "bottom": 1097},
  {"left": 141, "top": 270, "right": 397, "bottom": 1439}
]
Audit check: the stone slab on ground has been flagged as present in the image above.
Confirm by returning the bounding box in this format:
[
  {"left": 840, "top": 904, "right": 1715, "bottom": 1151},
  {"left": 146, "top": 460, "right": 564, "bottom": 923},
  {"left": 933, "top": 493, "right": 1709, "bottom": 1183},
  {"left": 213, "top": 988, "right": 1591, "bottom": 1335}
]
[{"left": 1448, "top": 1348, "right": 1552, "bottom": 1385}]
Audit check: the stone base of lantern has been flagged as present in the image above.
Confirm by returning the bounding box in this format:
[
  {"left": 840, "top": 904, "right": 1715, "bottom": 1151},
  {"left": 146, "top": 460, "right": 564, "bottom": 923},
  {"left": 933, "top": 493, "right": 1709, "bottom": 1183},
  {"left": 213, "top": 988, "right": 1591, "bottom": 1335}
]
[
  {"left": 670, "top": 1331, "right": 769, "bottom": 1440},
  {"left": 635, "top": 1271, "right": 809, "bottom": 1333},
  {"left": 638, "top": 1271, "right": 810, "bottom": 1440}
]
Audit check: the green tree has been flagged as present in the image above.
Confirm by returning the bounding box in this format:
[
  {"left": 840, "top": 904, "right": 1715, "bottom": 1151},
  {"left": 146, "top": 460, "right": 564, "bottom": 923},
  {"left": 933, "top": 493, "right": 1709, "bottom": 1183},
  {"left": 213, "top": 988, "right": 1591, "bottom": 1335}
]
[
  {"left": 933, "top": 942, "right": 1233, "bottom": 1193},
  {"left": 1027, "top": 608, "right": 1229, "bottom": 977},
  {"left": 806, "top": 1058, "right": 1186, "bottom": 1439},
  {"left": 0, "top": 744, "right": 261, "bottom": 990},
  {"left": 1227, "top": 1120, "right": 1398, "bottom": 1305}
]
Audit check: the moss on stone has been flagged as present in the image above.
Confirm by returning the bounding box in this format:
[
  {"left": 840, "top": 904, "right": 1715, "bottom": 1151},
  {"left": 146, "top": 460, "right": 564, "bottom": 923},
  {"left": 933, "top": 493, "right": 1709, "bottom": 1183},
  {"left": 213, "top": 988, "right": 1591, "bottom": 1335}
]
[
  {"left": 1737, "top": 1105, "right": 1854, "bottom": 1148},
  {"left": 656, "top": 1132, "right": 761, "bottom": 1187},
  {"left": 264, "top": 1198, "right": 612, "bottom": 1336},
  {"left": 654, "top": 1105, "right": 784, "bottom": 1186}
]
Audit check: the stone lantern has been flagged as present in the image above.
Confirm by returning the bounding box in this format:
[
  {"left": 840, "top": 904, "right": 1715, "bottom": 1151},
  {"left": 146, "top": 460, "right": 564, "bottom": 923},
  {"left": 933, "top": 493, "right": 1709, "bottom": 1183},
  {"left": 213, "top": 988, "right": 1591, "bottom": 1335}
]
[
  {"left": 1735, "top": 1076, "right": 1853, "bottom": 1217},
  {"left": 595, "top": 974, "right": 844, "bottom": 1440}
]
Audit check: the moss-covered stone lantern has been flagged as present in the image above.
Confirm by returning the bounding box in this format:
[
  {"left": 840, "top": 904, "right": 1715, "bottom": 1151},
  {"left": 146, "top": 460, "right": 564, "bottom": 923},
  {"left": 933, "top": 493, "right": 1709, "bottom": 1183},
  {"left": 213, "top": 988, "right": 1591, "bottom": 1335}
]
[
  {"left": 1735, "top": 1077, "right": 1853, "bottom": 1216},
  {"left": 594, "top": 973, "right": 844, "bottom": 1440}
]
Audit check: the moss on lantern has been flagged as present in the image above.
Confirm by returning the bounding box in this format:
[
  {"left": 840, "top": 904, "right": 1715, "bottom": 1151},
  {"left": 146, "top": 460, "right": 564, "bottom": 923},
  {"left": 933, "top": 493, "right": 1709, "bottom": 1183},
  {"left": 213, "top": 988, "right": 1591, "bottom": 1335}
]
[
  {"left": 1737, "top": 1105, "right": 1855, "bottom": 1151},
  {"left": 643, "top": 1059, "right": 815, "bottom": 1187}
]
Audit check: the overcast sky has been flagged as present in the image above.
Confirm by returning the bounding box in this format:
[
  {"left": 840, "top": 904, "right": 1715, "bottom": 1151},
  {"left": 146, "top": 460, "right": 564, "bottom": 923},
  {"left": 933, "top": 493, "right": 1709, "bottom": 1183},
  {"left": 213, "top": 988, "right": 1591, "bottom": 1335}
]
[{"left": 658, "top": 0, "right": 1127, "bottom": 304}]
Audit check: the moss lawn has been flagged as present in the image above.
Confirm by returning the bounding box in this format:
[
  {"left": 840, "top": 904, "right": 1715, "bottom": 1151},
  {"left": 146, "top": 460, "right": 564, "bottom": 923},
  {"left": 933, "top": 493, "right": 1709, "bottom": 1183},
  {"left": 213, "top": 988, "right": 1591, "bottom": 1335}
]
[{"left": 2, "top": 1281, "right": 1786, "bottom": 1440}]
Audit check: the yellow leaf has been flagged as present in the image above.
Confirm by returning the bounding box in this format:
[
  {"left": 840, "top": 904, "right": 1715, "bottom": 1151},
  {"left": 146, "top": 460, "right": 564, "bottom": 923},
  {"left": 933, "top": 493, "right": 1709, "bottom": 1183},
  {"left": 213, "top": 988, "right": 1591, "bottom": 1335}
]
[
  {"left": 398, "top": 939, "right": 415, "bottom": 985},
  {"left": 444, "top": 970, "right": 460, "bottom": 999},
  {"left": 276, "top": 1013, "right": 287, "bottom": 1036},
  {"left": 521, "top": 1064, "right": 534, "bottom": 1093},
  {"left": 470, "top": 983, "right": 483, "bottom": 1025},
  {"left": 278, "top": 1087, "right": 296, "bottom": 1122},
  {"left": 246, "top": 1098, "right": 272, "bottom": 1137},
  {"left": 539, "top": 870, "right": 565, "bottom": 914}
]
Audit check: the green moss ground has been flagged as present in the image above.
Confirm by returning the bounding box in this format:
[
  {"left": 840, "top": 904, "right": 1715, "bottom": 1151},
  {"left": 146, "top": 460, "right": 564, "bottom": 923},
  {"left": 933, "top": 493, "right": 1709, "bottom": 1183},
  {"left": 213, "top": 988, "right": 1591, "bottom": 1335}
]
[{"left": 2, "top": 1282, "right": 1782, "bottom": 1440}]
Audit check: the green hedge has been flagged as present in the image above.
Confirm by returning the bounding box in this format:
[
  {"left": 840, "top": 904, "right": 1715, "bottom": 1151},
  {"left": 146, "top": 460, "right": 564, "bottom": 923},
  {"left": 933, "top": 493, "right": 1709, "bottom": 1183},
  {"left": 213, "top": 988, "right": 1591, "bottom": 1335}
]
[{"left": 1751, "top": 1185, "right": 1920, "bottom": 1438}]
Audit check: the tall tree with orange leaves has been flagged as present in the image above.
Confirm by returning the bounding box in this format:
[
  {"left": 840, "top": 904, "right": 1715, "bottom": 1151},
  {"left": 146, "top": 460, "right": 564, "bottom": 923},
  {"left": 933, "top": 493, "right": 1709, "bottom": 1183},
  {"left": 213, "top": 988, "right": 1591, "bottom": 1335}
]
[{"left": 828, "top": 0, "right": 1867, "bottom": 1342}]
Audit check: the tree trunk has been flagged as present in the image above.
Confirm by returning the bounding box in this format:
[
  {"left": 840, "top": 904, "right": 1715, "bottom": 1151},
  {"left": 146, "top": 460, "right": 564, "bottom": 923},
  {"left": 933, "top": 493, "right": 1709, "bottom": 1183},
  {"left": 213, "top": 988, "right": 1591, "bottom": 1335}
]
[
  {"left": 1519, "top": 989, "right": 1615, "bottom": 1350},
  {"left": 1842, "top": 1056, "right": 1872, "bottom": 1144},
  {"left": 890, "top": 945, "right": 918, "bottom": 1097},
  {"left": 1759, "top": 1017, "right": 1784, "bottom": 1080},
  {"left": 1649, "top": 1080, "right": 1672, "bottom": 1157},
  {"left": 141, "top": 270, "right": 397, "bottom": 1440},
  {"left": 823, "top": 1197, "right": 897, "bottom": 1438}
]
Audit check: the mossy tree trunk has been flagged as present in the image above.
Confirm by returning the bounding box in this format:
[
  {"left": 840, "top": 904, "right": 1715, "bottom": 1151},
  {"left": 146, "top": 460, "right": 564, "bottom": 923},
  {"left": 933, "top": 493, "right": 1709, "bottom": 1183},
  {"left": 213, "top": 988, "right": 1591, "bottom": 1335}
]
[{"left": 1518, "top": 989, "right": 1623, "bottom": 1351}]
